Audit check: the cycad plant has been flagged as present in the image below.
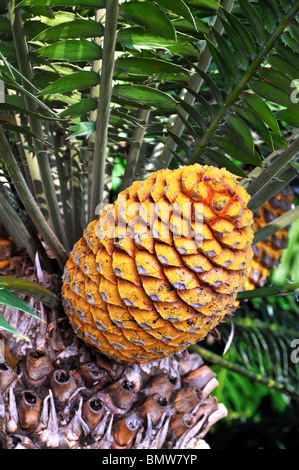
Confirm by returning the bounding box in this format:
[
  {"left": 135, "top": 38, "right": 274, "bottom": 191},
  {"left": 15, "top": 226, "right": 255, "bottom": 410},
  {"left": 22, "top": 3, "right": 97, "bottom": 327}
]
[{"left": 0, "top": 0, "right": 299, "bottom": 449}]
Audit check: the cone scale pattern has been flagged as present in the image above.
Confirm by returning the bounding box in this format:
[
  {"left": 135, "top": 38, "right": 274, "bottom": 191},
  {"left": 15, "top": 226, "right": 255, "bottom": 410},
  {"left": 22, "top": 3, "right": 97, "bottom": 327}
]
[
  {"left": 62, "top": 164, "right": 254, "bottom": 363},
  {"left": 247, "top": 185, "right": 294, "bottom": 290}
]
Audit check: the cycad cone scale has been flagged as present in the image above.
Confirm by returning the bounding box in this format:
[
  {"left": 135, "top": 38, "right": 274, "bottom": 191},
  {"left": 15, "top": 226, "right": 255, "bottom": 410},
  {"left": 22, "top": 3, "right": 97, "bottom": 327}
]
[{"left": 62, "top": 164, "right": 254, "bottom": 363}]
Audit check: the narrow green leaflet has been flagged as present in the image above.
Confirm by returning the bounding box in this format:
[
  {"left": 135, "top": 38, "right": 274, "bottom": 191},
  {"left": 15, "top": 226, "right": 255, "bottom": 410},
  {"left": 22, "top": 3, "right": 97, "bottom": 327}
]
[
  {"left": 68, "top": 121, "right": 96, "bottom": 139},
  {"left": 110, "top": 110, "right": 141, "bottom": 128},
  {"left": 33, "top": 19, "right": 104, "bottom": 41},
  {"left": 23, "top": 20, "right": 50, "bottom": 38},
  {"left": 111, "top": 160, "right": 125, "bottom": 192},
  {"left": 154, "top": 0, "right": 197, "bottom": 30},
  {"left": 191, "top": 63, "right": 223, "bottom": 104},
  {"left": 184, "top": 85, "right": 214, "bottom": 118},
  {"left": 0, "top": 288, "right": 41, "bottom": 321},
  {"left": 289, "top": 20, "right": 299, "bottom": 43},
  {"left": 2, "top": 123, "right": 45, "bottom": 142},
  {"left": 237, "top": 283, "right": 299, "bottom": 300},
  {"left": 31, "top": 5, "right": 55, "bottom": 19},
  {"left": 165, "top": 127, "right": 191, "bottom": 154},
  {"left": 286, "top": 33, "right": 299, "bottom": 52},
  {"left": 258, "top": 0, "right": 277, "bottom": 32},
  {"left": 119, "top": 2, "right": 176, "bottom": 41},
  {"left": 0, "top": 277, "right": 60, "bottom": 308},
  {"left": 211, "top": 27, "right": 240, "bottom": 82},
  {"left": 212, "top": 136, "right": 262, "bottom": 166},
  {"left": 227, "top": 114, "right": 255, "bottom": 154},
  {"left": 219, "top": 16, "right": 249, "bottom": 70},
  {"left": 0, "top": 73, "right": 57, "bottom": 116},
  {"left": 36, "top": 10, "right": 75, "bottom": 25},
  {"left": 18, "top": 0, "right": 105, "bottom": 7},
  {"left": 276, "top": 109, "right": 299, "bottom": 128},
  {"left": 0, "top": 16, "right": 10, "bottom": 33},
  {"left": 177, "top": 110, "right": 202, "bottom": 140},
  {"left": 281, "top": 0, "right": 295, "bottom": 20},
  {"left": 184, "top": 0, "right": 219, "bottom": 9},
  {"left": 205, "top": 37, "right": 231, "bottom": 90},
  {"left": 118, "top": 27, "right": 195, "bottom": 52},
  {"left": 0, "top": 54, "right": 57, "bottom": 116},
  {"left": 177, "top": 97, "right": 205, "bottom": 129},
  {"left": 0, "top": 44, "right": 16, "bottom": 61},
  {"left": 0, "top": 102, "right": 60, "bottom": 122},
  {"left": 39, "top": 71, "right": 100, "bottom": 95},
  {"left": 115, "top": 58, "right": 190, "bottom": 81},
  {"left": 36, "top": 39, "right": 102, "bottom": 62},
  {"left": 250, "top": 79, "right": 295, "bottom": 108},
  {"left": 247, "top": 138, "right": 299, "bottom": 211},
  {"left": 275, "top": 42, "right": 299, "bottom": 73},
  {"left": 271, "top": 132, "right": 288, "bottom": 150},
  {"left": 204, "top": 149, "right": 248, "bottom": 178},
  {"left": 234, "top": 105, "right": 274, "bottom": 151},
  {"left": 223, "top": 8, "right": 256, "bottom": 59},
  {"left": 0, "top": 313, "right": 29, "bottom": 340},
  {"left": 167, "top": 42, "right": 199, "bottom": 57},
  {"left": 112, "top": 84, "right": 176, "bottom": 110},
  {"left": 269, "top": 54, "right": 299, "bottom": 81},
  {"left": 172, "top": 17, "right": 209, "bottom": 36},
  {"left": 253, "top": 205, "right": 299, "bottom": 245},
  {"left": 59, "top": 98, "right": 97, "bottom": 118},
  {"left": 239, "top": 0, "right": 266, "bottom": 44},
  {"left": 259, "top": 67, "right": 292, "bottom": 91},
  {"left": 242, "top": 93, "right": 281, "bottom": 135}
]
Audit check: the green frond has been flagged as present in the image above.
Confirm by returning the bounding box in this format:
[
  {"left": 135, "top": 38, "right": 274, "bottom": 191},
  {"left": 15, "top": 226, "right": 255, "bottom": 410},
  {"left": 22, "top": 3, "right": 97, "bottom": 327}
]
[{"left": 0, "top": 285, "right": 45, "bottom": 340}]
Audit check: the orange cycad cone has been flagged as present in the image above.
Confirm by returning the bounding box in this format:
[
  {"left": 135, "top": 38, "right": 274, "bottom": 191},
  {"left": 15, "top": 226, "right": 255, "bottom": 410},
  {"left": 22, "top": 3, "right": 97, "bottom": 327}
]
[
  {"left": 246, "top": 185, "right": 294, "bottom": 290},
  {"left": 62, "top": 164, "right": 254, "bottom": 363}
]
